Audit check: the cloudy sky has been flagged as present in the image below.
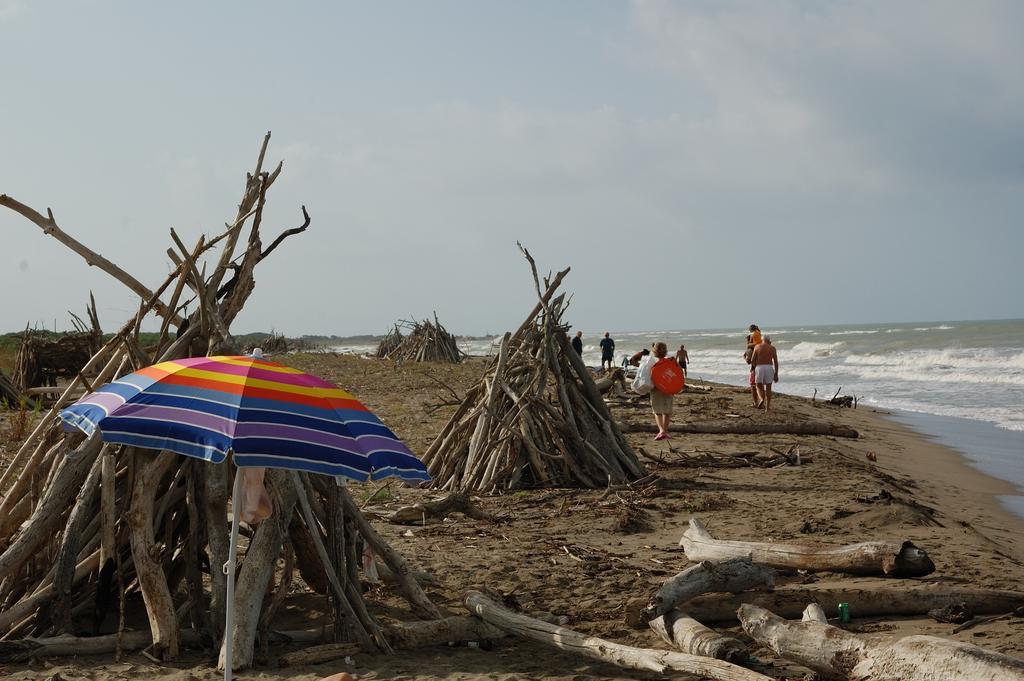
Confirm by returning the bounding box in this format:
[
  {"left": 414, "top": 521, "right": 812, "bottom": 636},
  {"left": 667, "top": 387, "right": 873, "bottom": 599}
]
[{"left": 2, "top": 1, "right": 1022, "bottom": 337}]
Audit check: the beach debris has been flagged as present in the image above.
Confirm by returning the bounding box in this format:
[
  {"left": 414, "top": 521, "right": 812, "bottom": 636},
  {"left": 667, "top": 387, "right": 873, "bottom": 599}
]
[
  {"left": 866, "top": 451, "right": 878, "bottom": 462},
  {"left": 673, "top": 447, "right": 811, "bottom": 469},
  {"left": 640, "top": 558, "right": 776, "bottom": 627},
  {"left": 648, "top": 611, "right": 749, "bottom": 664},
  {"left": 640, "top": 559, "right": 776, "bottom": 663},
  {"left": 278, "top": 643, "right": 360, "bottom": 668},
  {"left": 386, "top": 491, "right": 497, "bottom": 525},
  {"left": 13, "top": 308, "right": 101, "bottom": 392},
  {"left": 680, "top": 517, "right": 935, "bottom": 577},
  {"left": 0, "top": 134, "right": 436, "bottom": 670},
  {"left": 739, "top": 603, "right": 1024, "bottom": 681},
  {"left": 595, "top": 367, "right": 629, "bottom": 397},
  {"left": 928, "top": 602, "right": 974, "bottom": 624},
  {"left": 379, "top": 313, "right": 464, "bottom": 363},
  {"left": 618, "top": 421, "right": 859, "bottom": 438},
  {"left": 463, "top": 590, "right": 773, "bottom": 680},
  {"left": 0, "top": 368, "right": 22, "bottom": 406},
  {"left": 673, "top": 583, "right": 1024, "bottom": 624},
  {"left": 421, "top": 245, "right": 644, "bottom": 491}
]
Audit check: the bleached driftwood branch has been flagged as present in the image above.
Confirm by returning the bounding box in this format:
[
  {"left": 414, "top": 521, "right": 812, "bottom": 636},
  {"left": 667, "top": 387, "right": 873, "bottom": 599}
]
[
  {"left": 464, "top": 590, "right": 771, "bottom": 681},
  {"left": 681, "top": 518, "right": 934, "bottom": 577},
  {"left": 739, "top": 603, "right": 1024, "bottom": 681}
]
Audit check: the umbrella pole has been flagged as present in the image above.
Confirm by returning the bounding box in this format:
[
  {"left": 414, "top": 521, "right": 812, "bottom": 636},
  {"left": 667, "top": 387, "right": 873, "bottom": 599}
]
[{"left": 223, "top": 464, "right": 243, "bottom": 681}]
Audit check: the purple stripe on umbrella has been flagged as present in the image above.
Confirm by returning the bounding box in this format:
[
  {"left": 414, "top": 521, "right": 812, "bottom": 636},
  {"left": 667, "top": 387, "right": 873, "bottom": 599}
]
[
  {"left": 81, "top": 391, "right": 128, "bottom": 413},
  {"left": 232, "top": 422, "right": 407, "bottom": 454},
  {"left": 105, "top": 404, "right": 236, "bottom": 437}
]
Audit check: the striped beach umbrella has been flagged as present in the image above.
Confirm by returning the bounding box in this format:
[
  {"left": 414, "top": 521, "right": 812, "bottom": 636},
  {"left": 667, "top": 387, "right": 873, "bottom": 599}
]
[
  {"left": 60, "top": 352, "right": 427, "bottom": 680},
  {"left": 59, "top": 353, "right": 429, "bottom": 483}
]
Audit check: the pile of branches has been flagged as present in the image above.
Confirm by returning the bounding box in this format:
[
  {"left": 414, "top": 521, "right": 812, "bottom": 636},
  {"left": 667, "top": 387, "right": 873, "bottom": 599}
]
[
  {"left": 422, "top": 246, "right": 645, "bottom": 492},
  {"left": 384, "top": 314, "right": 464, "bottom": 363},
  {"left": 374, "top": 324, "right": 403, "bottom": 358},
  {"left": 0, "top": 133, "right": 436, "bottom": 671},
  {"left": 251, "top": 330, "right": 291, "bottom": 355},
  {"left": 13, "top": 299, "right": 101, "bottom": 389},
  {"left": 0, "top": 369, "right": 20, "bottom": 404}
]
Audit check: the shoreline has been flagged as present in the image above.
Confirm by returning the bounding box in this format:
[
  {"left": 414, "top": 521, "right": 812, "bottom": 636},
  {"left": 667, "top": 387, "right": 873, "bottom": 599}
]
[{"left": 829, "top": 403, "right": 1024, "bottom": 563}]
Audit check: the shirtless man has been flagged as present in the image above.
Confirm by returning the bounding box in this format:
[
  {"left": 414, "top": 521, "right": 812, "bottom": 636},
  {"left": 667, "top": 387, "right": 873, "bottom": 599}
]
[{"left": 749, "top": 336, "right": 779, "bottom": 412}]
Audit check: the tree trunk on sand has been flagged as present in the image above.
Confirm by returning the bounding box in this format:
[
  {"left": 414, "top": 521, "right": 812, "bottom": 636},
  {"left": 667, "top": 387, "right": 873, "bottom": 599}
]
[
  {"left": 619, "top": 421, "right": 858, "bottom": 438},
  {"left": 219, "top": 469, "right": 299, "bottom": 672},
  {"left": 679, "top": 582, "right": 1024, "bottom": 623},
  {"left": 463, "top": 590, "right": 771, "bottom": 681},
  {"left": 739, "top": 603, "right": 1024, "bottom": 681},
  {"left": 127, "top": 448, "right": 179, "bottom": 660},
  {"left": 640, "top": 558, "right": 775, "bottom": 661},
  {"left": 640, "top": 558, "right": 776, "bottom": 625},
  {"left": 681, "top": 518, "right": 934, "bottom": 577}
]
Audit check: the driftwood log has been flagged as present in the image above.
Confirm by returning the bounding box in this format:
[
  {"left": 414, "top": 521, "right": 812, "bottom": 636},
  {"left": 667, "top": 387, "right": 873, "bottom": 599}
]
[
  {"left": 678, "top": 582, "right": 1024, "bottom": 623},
  {"left": 640, "top": 559, "right": 775, "bottom": 662},
  {"left": 422, "top": 246, "right": 644, "bottom": 491},
  {"left": 464, "top": 591, "right": 771, "bottom": 680},
  {"left": 681, "top": 518, "right": 934, "bottom": 577},
  {"left": 386, "top": 491, "right": 496, "bottom": 525},
  {"left": 0, "top": 615, "right": 517, "bottom": 663},
  {"left": 595, "top": 368, "right": 628, "bottom": 397},
  {"left": 641, "top": 558, "right": 776, "bottom": 625},
  {"left": 648, "top": 611, "right": 748, "bottom": 663},
  {"left": 620, "top": 421, "right": 858, "bottom": 438},
  {"left": 739, "top": 603, "right": 1024, "bottom": 680}
]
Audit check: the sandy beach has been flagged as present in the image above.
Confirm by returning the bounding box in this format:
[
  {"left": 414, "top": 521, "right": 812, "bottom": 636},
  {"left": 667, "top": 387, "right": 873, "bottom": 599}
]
[{"left": 3, "top": 352, "right": 1023, "bottom": 681}]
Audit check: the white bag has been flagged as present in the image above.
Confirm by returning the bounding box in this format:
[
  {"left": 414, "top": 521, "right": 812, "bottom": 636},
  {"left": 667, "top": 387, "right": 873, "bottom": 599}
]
[{"left": 631, "top": 354, "right": 656, "bottom": 395}]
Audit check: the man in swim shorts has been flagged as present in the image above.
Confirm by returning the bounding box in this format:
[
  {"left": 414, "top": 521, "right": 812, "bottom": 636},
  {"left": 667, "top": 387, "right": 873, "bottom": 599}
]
[{"left": 749, "top": 336, "right": 779, "bottom": 412}]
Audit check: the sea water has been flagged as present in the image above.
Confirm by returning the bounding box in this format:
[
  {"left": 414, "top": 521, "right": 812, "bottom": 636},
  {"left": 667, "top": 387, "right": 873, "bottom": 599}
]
[{"left": 330, "top": 319, "right": 1024, "bottom": 515}]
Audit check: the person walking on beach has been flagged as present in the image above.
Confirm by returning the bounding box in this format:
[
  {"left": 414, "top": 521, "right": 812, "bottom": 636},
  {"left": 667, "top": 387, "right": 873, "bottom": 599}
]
[
  {"left": 571, "top": 331, "right": 583, "bottom": 356},
  {"left": 600, "top": 332, "right": 615, "bottom": 371},
  {"left": 650, "top": 341, "right": 675, "bottom": 439},
  {"left": 675, "top": 344, "right": 689, "bottom": 376},
  {"left": 750, "top": 336, "right": 779, "bottom": 412}
]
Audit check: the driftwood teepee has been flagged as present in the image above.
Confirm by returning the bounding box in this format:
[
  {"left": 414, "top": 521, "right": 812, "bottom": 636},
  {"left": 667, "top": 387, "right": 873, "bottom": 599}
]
[
  {"left": 374, "top": 324, "right": 404, "bottom": 358},
  {"left": 13, "top": 296, "right": 102, "bottom": 390},
  {"left": 380, "top": 314, "right": 464, "bottom": 363},
  {"left": 0, "top": 133, "right": 437, "bottom": 671},
  {"left": 421, "top": 247, "right": 645, "bottom": 492}
]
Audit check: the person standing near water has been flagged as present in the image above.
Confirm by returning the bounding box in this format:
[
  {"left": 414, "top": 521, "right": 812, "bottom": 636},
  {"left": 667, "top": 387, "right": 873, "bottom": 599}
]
[
  {"left": 750, "top": 336, "right": 779, "bottom": 411},
  {"left": 571, "top": 331, "right": 583, "bottom": 356},
  {"left": 600, "top": 332, "right": 615, "bottom": 371},
  {"left": 675, "top": 344, "right": 689, "bottom": 376}
]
